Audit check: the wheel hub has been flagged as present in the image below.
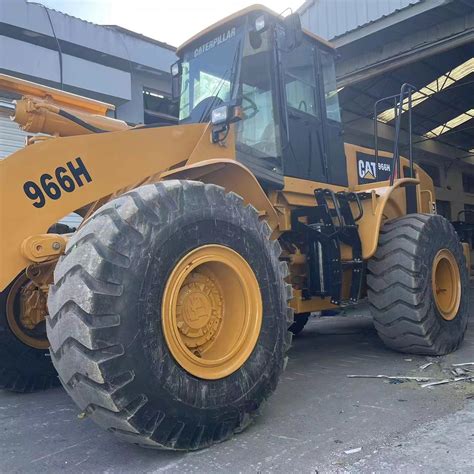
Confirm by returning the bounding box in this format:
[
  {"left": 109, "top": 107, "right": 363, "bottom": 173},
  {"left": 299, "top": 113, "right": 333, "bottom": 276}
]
[
  {"left": 162, "top": 245, "right": 262, "bottom": 380},
  {"left": 432, "top": 249, "right": 461, "bottom": 321},
  {"left": 176, "top": 271, "right": 223, "bottom": 353},
  {"left": 6, "top": 273, "right": 49, "bottom": 350},
  {"left": 20, "top": 283, "right": 48, "bottom": 330}
]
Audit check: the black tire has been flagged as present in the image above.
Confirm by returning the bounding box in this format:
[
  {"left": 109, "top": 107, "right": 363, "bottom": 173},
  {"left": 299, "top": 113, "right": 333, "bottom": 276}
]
[
  {"left": 289, "top": 313, "right": 310, "bottom": 335},
  {"left": 46, "top": 180, "right": 292, "bottom": 450},
  {"left": 368, "top": 214, "right": 469, "bottom": 355},
  {"left": 0, "top": 278, "right": 58, "bottom": 392}
]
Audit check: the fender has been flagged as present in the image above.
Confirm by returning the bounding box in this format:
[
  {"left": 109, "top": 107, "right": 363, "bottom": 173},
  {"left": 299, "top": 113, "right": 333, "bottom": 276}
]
[
  {"left": 357, "top": 178, "right": 422, "bottom": 259},
  {"left": 160, "top": 159, "right": 280, "bottom": 231}
]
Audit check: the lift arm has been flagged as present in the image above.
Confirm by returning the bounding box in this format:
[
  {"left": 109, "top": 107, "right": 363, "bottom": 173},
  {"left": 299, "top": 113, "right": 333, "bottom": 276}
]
[{"left": 0, "top": 73, "right": 129, "bottom": 137}]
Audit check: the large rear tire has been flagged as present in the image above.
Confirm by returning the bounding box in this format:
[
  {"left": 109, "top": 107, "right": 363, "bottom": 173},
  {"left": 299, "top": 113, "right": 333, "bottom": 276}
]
[
  {"left": 46, "top": 180, "right": 292, "bottom": 450},
  {"left": 0, "top": 276, "right": 58, "bottom": 392},
  {"left": 368, "top": 214, "right": 469, "bottom": 355},
  {"left": 288, "top": 313, "right": 310, "bottom": 336}
]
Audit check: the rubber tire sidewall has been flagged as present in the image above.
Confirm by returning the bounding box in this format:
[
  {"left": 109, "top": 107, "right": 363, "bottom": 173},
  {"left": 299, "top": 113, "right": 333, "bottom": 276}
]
[
  {"left": 368, "top": 214, "right": 469, "bottom": 354},
  {"left": 134, "top": 216, "right": 286, "bottom": 414},
  {"left": 417, "top": 216, "right": 469, "bottom": 348},
  {"left": 50, "top": 181, "right": 289, "bottom": 449}
]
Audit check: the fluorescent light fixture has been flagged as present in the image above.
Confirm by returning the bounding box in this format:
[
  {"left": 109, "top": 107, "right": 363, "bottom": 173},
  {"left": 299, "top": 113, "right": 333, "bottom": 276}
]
[
  {"left": 146, "top": 91, "right": 164, "bottom": 98},
  {"left": 378, "top": 58, "right": 474, "bottom": 123},
  {"left": 424, "top": 109, "right": 474, "bottom": 138}
]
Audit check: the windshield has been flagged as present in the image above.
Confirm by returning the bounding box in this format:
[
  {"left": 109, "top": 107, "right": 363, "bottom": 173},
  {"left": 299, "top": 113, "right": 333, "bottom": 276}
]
[
  {"left": 177, "top": 17, "right": 282, "bottom": 182},
  {"left": 179, "top": 24, "right": 243, "bottom": 123}
]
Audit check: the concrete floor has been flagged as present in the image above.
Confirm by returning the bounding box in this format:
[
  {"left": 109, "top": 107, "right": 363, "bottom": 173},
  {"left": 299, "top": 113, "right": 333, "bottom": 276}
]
[{"left": 1, "top": 304, "right": 473, "bottom": 473}]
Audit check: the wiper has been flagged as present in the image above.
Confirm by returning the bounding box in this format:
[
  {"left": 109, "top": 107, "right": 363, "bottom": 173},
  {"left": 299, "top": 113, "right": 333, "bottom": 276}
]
[
  {"left": 198, "top": 69, "right": 230, "bottom": 123},
  {"left": 199, "top": 40, "right": 242, "bottom": 123}
]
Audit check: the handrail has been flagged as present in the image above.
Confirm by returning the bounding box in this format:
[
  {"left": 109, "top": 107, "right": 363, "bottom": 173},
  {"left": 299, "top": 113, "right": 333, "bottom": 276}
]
[{"left": 373, "top": 83, "right": 417, "bottom": 186}]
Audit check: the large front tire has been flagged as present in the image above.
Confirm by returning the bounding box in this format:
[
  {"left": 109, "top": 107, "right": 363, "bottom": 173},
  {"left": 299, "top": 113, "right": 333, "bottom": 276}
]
[
  {"left": 46, "top": 180, "right": 292, "bottom": 450},
  {"left": 368, "top": 214, "right": 469, "bottom": 355}
]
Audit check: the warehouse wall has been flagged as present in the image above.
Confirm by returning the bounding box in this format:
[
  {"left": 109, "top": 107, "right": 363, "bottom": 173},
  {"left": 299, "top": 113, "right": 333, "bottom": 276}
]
[
  {"left": 117, "top": 69, "right": 171, "bottom": 124},
  {"left": 0, "top": 0, "right": 176, "bottom": 123},
  {"left": 422, "top": 161, "right": 474, "bottom": 221}
]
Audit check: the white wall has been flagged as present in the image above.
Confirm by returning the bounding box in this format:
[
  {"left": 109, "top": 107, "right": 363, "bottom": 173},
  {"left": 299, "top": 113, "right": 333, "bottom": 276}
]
[{"left": 424, "top": 160, "right": 474, "bottom": 220}]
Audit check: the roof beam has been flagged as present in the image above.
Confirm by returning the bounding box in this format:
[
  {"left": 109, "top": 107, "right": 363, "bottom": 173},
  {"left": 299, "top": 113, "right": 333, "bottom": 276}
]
[
  {"left": 377, "top": 59, "right": 474, "bottom": 123},
  {"left": 337, "top": 10, "right": 474, "bottom": 88}
]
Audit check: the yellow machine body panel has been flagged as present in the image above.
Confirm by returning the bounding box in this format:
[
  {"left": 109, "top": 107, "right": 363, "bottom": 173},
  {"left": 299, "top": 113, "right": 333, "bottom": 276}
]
[
  {"left": 0, "top": 116, "right": 435, "bottom": 295},
  {"left": 0, "top": 5, "right": 436, "bottom": 312},
  {"left": 0, "top": 123, "right": 234, "bottom": 291},
  {"left": 176, "top": 3, "right": 334, "bottom": 54}
]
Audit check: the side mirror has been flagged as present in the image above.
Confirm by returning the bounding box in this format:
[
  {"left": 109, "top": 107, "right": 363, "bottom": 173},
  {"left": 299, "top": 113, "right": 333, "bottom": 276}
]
[
  {"left": 170, "top": 60, "right": 182, "bottom": 100},
  {"left": 283, "top": 13, "right": 303, "bottom": 50}
]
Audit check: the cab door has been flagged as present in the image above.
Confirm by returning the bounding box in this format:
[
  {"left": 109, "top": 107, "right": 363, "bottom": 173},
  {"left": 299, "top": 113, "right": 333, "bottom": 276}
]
[
  {"left": 280, "top": 38, "right": 327, "bottom": 183},
  {"left": 319, "top": 49, "right": 347, "bottom": 187}
]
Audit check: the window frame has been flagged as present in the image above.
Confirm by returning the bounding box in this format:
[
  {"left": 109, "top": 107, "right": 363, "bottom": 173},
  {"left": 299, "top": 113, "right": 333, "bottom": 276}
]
[
  {"left": 435, "top": 199, "right": 451, "bottom": 220},
  {"left": 281, "top": 38, "right": 320, "bottom": 121},
  {"left": 462, "top": 172, "right": 474, "bottom": 194},
  {"left": 143, "top": 87, "right": 178, "bottom": 125},
  {"left": 319, "top": 49, "right": 342, "bottom": 124}
]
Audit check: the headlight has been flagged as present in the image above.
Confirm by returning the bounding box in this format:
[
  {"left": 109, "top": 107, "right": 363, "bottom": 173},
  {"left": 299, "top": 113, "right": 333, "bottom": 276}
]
[
  {"left": 255, "top": 15, "right": 266, "bottom": 32},
  {"left": 211, "top": 106, "right": 229, "bottom": 125},
  {"left": 171, "top": 62, "right": 181, "bottom": 77}
]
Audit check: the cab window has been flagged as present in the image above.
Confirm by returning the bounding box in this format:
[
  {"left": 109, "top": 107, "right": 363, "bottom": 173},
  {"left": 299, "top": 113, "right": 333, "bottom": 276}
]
[
  {"left": 236, "top": 27, "right": 280, "bottom": 161},
  {"left": 320, "top": 50, "right": 342, "bottom": 123},
  {"left": 283, "top": 42, "right": 319, "bottom": 117}
]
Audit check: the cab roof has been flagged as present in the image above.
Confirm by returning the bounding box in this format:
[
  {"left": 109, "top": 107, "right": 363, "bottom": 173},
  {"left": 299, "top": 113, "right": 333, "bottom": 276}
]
[{"left": 176, "top": 4, "right": 334, "bottom": 55}]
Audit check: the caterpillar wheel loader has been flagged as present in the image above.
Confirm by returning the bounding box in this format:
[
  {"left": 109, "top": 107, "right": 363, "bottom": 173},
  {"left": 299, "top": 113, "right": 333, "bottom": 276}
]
[{"left": 0, "top": 5, "right": 469, "bottom": 450}]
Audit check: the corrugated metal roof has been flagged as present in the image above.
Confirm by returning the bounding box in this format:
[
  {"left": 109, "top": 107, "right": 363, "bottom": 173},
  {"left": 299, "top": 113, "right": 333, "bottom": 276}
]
[
  {"left": 26, "top": 1, "right": 176, "bottom": 50},
  {"left": 298, "top": 0, "right": 423, "bottom": 40}
]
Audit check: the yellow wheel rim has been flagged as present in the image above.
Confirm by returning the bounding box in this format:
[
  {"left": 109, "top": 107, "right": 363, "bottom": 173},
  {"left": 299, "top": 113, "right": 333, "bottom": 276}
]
[
  {"left": 162, "top": 245, "right": 262, "bottom": 380},
  {"left": 432, "top": 249, "right": 461, "bottom": 321}
]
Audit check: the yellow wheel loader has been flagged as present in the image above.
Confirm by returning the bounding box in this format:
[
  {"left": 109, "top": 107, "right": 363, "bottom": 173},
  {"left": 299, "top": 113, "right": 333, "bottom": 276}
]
[{"left": 0, "top": 5, "right": 469, "bottom": 450}]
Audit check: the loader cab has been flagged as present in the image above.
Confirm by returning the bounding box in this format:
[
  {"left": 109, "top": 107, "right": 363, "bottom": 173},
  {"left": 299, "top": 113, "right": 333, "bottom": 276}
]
[{"left": 173, "top": 7, "right": 348, "bottom": 188}]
